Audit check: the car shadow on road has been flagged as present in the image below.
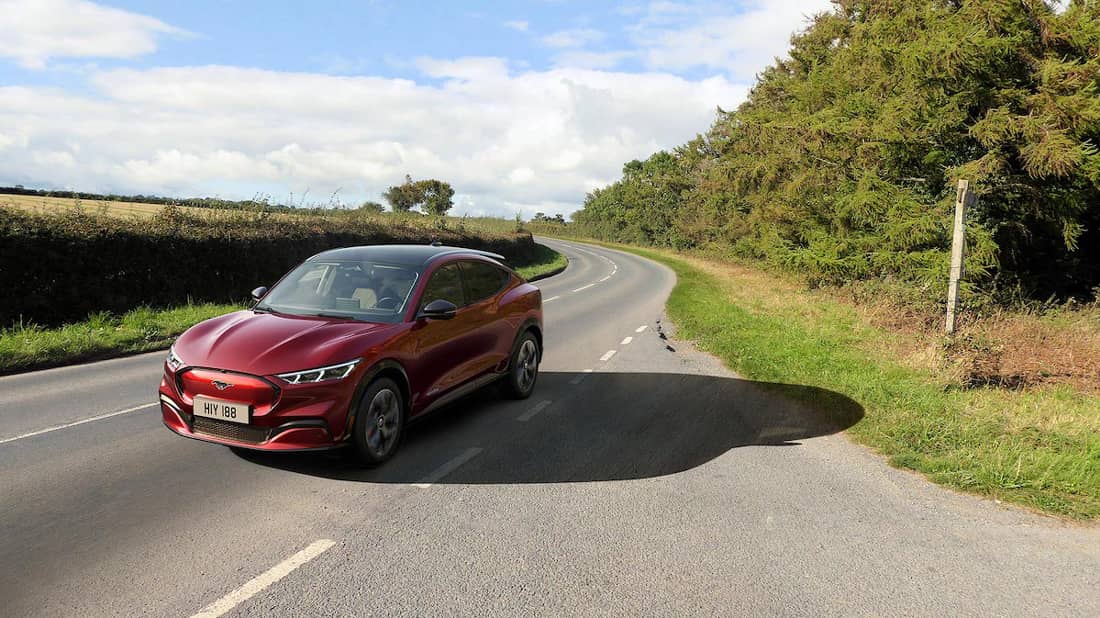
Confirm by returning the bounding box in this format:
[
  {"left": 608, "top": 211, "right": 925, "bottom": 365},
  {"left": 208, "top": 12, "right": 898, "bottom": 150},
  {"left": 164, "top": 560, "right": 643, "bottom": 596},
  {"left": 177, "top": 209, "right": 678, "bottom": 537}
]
[{"left": 236, "top": 371, "right": 863, "bottom": 484}]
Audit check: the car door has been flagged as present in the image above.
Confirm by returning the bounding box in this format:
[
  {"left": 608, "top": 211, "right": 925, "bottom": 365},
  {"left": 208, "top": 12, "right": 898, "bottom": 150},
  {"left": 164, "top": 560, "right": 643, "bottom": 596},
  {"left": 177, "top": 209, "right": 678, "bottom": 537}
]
[
  {"left": 407, "top": 261, "right": 481, "bottom": 408},
  {"left": 458, "top": 260, "right": 513, "bottom": 375}
]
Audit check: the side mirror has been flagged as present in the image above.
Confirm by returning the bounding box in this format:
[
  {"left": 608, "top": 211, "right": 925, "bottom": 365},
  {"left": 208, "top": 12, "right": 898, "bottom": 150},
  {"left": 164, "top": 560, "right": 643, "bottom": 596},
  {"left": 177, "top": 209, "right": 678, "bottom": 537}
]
[
  {"left": 419, "top": 299, "right": 457, "bottom": 320},
  {"left": 250, "top": 286, "right": 269, "bottom": 301}
]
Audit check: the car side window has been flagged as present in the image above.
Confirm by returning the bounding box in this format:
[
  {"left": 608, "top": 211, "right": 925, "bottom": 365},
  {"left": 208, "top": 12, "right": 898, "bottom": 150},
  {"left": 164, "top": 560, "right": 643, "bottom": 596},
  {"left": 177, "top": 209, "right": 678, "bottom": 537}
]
[
  {"left": 460, "top": 261, "right": 509, "bottom": 304},
  {"left": 419, "top": 263, "right": 465, "bottom": 310}
]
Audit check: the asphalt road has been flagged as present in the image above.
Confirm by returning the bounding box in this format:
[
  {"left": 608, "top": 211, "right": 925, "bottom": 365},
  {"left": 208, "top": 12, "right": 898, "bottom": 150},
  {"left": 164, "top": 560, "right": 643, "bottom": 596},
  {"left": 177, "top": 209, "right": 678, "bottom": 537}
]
[{"left": 2, "top": 238, "right": 1098, "bottom": 617}]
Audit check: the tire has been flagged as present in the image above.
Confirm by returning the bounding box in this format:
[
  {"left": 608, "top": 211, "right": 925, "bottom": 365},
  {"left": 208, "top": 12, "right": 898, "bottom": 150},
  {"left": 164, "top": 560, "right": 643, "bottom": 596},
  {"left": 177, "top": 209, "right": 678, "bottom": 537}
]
[
  {"left": 351, "top": 377, "right": 405, "bottom": 466},
  {"left": 503, "top": 330, "right": 540, "bottom": 400}
]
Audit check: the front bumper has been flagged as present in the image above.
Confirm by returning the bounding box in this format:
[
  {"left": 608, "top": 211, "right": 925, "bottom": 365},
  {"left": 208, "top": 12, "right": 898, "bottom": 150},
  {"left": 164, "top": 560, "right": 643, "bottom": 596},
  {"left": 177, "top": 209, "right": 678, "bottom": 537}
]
[{"left": 159, "top": 369, "right": 351, "bottom": 452}]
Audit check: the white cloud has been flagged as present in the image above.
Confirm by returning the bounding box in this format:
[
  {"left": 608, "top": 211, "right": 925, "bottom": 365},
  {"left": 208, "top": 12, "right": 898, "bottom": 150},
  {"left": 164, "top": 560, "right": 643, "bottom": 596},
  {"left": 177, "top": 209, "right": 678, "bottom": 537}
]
[
  {"left": 0, "top": 0, "right": 188, "bottom": 69},
  {"left": 540, "top": 28, "right": 606, "bottom": 49},
  {"left": 0, "top": 62, "right": 743, "bottom": 216},
  {"left": 0, "top": 1, "right": 829, "bottom": 216},
  {"left": 628, "top": 0, "right": 831, "bottom": 78},
  {"left": 503, "top": 20, "right": 529, "bottom": 32}
]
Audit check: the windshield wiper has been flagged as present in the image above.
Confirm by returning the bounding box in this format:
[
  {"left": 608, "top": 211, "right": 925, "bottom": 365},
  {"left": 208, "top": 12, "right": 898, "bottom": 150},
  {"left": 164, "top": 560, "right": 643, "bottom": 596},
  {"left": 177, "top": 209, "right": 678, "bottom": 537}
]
[{"left": 309, "top": 312, "right": 358, "bottom": 320}]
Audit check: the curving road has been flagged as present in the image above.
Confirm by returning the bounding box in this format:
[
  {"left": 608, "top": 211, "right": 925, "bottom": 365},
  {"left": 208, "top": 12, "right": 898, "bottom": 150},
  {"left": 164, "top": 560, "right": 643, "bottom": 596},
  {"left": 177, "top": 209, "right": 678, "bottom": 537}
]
[{"left": 1, "top": 239, "right": 1098, "bottom": 616}]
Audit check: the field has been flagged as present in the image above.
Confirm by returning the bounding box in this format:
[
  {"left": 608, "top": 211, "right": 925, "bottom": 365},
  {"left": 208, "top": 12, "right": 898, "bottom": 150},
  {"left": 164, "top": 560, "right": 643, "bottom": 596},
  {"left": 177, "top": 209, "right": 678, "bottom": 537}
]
[{"left": 0, "top": 193, "right": 208, "bottom": 218}]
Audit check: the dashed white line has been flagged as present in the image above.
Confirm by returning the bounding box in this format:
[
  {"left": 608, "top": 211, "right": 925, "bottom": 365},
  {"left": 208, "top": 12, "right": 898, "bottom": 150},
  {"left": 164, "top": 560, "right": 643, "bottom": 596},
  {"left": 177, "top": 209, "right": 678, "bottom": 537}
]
[
  {"left": 544, "top": 295, "right": 561, "bottom": 303},
  {"left": 411, "top": 447, "right": 483, "bottom": 488},
  {"left": 190, "top": 539, "right": 336, "bottom": 618},
  {"left": 569, "top": 369, "right": 593, "bottom": 385},
  {"left": 599, "top": 350, "right": 617, "bottom": 362},
  {"left": 517, "top": 400, "right": 553, "bottom": 422},
  {"left": 0, "top": 402, "right": 158, "bottom": 445},
  {"left": 620, "top": 336, "right": 633, "bottom": 345},
  {"left": 635, "top": 325, "right": 648, "bottom": 333},
  {"left": 573, "top": 283, "right": 595, "bottom": 292}
]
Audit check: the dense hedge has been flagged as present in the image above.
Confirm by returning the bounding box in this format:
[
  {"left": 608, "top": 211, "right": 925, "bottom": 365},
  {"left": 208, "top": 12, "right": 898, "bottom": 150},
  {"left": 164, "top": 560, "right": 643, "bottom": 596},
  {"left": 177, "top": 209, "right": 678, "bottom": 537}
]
[{"left": 0, "top": 207, "right": 539, "bottom": 327}]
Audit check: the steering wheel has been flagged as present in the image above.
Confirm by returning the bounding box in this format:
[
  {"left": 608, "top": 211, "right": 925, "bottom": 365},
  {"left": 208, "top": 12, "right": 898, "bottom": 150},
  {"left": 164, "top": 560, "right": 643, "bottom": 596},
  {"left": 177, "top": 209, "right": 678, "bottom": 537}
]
[{"left": 375, "top": 297, "right": 400, "bottom": 310}]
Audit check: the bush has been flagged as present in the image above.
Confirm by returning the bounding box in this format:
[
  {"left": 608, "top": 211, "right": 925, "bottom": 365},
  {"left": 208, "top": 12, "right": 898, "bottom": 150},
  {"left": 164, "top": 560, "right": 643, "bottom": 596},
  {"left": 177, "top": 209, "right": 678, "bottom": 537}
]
[{"left": 0, "top": 207, "right": 538, "bottom": 327}]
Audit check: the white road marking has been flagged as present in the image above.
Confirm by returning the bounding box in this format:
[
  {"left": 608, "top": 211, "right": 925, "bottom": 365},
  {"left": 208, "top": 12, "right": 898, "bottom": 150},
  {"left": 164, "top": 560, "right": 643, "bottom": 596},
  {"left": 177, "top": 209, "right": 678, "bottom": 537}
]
[
  {"left": 0, "top": 402, "right": 158, "bottom": 445},
  {"left": 600, "top": 350, "right": 617, "bottom": 362},
  {"left": 572, "top": 283, "right": 595, "bottom": 292},
  {"left": 635, "top": 325, "right": 648, "bottom": 333},
  {"left": 517, "top": 400, "right": 553, "bottom": 422},
  {"left": 190, "top": 539, "right": 336, "bottom": 618},
  {"left": 599, "top": 276, "right": 610, "bottom": 282},
  {"left": 412, "top": 447, "right": 483, "bottom": 488},
  {"left": 544, "top": 295, "right": 561, "bottom": 303},
  {"left": 569, "top": 369, "right": 593, "bottom": 385},
  {"left": 620, "top": 336, "right": 633, "bottom": 345}
]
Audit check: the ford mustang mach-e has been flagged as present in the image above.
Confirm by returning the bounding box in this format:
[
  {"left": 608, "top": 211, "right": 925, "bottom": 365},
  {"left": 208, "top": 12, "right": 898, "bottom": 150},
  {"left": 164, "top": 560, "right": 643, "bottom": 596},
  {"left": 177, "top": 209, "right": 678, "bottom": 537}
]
[{"left": 159, "top": 244, "right": 543, "bottom": 465}]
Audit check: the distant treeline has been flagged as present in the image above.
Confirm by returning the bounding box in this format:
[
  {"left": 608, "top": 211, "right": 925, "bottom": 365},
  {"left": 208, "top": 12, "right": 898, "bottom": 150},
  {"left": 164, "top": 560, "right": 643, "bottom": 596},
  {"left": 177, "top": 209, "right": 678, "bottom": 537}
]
[
  {"left": 571, "top": 0, "right": 1100, "bottom": 303},
  {"left": 0, "top": 185, "right": 320, "bottom": 213}
]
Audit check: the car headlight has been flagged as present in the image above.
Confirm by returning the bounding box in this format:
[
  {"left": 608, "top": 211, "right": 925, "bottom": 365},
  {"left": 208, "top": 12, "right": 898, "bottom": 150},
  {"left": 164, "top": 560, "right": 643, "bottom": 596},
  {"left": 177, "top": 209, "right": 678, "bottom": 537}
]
[
  {"left": 276, "top": 359, "right": 360, "bottom": 384},
  {"left": 166, "top": 345, "right": 184, "bottom": 371}
]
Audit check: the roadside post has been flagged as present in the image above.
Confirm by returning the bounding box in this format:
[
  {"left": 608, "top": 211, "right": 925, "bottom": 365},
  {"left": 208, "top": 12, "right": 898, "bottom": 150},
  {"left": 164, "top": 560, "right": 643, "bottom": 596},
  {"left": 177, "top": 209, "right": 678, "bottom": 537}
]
[{"left": 945, "top": 179, "right": 973, "bottom": 334}]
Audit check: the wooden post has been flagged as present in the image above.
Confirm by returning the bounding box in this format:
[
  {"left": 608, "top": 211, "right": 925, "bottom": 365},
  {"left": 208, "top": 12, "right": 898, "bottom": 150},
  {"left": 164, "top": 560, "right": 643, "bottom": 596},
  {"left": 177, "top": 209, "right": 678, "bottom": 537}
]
[{"left": 945, "top": 179, "right": 972, "bottom": 334}]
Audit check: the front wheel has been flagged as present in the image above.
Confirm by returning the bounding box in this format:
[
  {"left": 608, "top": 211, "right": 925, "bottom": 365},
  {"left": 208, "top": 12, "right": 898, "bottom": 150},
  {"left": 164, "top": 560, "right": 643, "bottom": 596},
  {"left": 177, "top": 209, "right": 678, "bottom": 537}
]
[
  {"left": 503, "top": 331, "right": 540, "bottom": 400},
  {"left": 351, "top": 378, "right": 405, "bottom": 466}
]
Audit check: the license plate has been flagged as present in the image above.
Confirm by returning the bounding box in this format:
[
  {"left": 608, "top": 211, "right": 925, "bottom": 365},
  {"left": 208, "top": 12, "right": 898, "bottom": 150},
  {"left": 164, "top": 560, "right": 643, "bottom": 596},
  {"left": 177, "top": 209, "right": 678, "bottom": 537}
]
[{"left": 193, "top": 395, "right": 251, "bottom": 425}]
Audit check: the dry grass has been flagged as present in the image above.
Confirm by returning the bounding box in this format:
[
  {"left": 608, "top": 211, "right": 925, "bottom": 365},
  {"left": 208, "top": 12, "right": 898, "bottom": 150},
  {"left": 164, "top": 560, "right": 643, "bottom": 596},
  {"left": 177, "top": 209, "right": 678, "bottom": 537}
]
[
  {"left": 0, "top": 193, "right": 207, "bottom": 218},
  {"left": 682, "top": 250, "right": 1100, "bottom": 393}
]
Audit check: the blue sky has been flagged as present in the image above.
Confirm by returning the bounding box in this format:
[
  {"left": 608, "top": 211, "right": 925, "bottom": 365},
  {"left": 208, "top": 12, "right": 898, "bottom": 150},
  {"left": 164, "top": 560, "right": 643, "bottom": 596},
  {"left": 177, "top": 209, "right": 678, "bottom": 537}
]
[{"left": 0, "top": 0, "right": 829, "bottom": 216}]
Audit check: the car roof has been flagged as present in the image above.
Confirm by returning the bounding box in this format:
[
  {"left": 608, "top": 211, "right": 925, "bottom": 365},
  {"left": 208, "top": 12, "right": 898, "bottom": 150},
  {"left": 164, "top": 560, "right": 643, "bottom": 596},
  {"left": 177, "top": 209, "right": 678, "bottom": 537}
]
[{"left": 306, "top": 244, "right": 507, "bottom": 268}]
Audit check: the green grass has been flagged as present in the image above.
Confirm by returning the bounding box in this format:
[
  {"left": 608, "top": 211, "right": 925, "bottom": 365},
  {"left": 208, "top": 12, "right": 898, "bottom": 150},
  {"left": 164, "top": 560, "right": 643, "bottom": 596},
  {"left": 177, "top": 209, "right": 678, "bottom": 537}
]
[
  {"left": 0, "top": 303, "right": 243, "bottom": 374},
  {"left": 515, "top": 242, "right": 568, "bottom": 280},
  {"left": 602, "top": 243, "right": 1100, "bottom": 520},
  {"left": 0, "top": 243, "right": 565, "bottom": 375}
]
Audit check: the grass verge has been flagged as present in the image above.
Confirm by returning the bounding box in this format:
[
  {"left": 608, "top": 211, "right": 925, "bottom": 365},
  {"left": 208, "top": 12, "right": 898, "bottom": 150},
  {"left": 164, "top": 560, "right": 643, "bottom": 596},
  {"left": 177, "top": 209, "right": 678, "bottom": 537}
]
[
  {"left": 516, "top": 242, "right": 568, "bottom": 281},
  {"left": 0, "top": 243, "right": 566, "bottom": 375},
  {"left": 0, "top": 303, "right": 242, "bottom": 374},
  {"left": 604, "top": 243, "right": 1100, "bottom": 520}
]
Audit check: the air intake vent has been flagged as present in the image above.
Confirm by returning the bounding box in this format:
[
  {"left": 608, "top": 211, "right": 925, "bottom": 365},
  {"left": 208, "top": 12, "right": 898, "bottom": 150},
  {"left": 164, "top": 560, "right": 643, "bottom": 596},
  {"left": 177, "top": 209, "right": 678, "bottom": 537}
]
[{"left": 193, "top": 417, "right": 269, "bottom": 444}]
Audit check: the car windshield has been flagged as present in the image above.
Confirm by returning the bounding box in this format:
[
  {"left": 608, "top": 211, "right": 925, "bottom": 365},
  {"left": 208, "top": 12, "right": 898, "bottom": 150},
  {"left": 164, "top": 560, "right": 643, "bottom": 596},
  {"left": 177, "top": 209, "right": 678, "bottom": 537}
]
[{"left": 255, "top": 260, "right": 419, "bottom": 323}]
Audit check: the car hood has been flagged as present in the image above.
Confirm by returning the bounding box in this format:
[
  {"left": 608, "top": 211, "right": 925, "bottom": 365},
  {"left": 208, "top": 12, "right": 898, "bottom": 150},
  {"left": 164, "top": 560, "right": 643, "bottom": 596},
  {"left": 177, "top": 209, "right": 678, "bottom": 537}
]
[{"left": 174, "top": 310, "right": 401, "bottom": 376}]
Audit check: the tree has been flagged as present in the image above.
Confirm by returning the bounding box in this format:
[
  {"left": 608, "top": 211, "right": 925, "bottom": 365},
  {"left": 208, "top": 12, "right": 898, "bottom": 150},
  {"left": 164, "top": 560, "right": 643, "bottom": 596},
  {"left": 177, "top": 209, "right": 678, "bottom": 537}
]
[
  {"left": 358, "top": 200, "right": 384, "bottom": 213},
  {"left": 381, "top": 175, "right": 455, "bottom": 215},
  {"left": 417, "top": 179, "right": 455, "bottom": 215},
  {"left": 571, "top": 0, "right": 1100, "bottom": 301},
  {"left": 382, "top": 174, "right": 419, "bottom": 212}
]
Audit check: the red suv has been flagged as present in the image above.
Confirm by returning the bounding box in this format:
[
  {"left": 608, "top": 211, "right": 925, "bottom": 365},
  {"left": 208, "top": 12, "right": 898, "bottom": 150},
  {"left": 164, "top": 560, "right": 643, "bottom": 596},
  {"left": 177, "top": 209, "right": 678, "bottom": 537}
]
[{"left": 159, "top": 245, "right": 543, "bottom": 465}]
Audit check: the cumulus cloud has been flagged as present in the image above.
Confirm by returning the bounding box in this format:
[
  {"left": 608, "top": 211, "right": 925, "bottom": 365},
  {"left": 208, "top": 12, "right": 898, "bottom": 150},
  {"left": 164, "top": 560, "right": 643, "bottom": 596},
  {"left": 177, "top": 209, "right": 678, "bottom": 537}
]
[
  {"left": 0, "top": 0, "right": 829, "bottom": 216},
  {"left": 503, "top": 20, "right": 529, "bottom": 32},
  {"left": 628, "top": 0, "right": 831, "bottom": 78},
  {"left": 0, "top": 0, "right": 188, "bottom": 69},
  {"left": 0, "top": 63, "right": 743, "bottom": 216}
]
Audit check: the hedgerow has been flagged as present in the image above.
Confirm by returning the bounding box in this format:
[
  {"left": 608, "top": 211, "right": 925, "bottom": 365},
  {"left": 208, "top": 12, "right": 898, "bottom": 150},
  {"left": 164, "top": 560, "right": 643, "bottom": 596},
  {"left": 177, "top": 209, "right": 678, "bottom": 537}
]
[{"left": 0, "top": 206, "right": 538, "bottom": 327}]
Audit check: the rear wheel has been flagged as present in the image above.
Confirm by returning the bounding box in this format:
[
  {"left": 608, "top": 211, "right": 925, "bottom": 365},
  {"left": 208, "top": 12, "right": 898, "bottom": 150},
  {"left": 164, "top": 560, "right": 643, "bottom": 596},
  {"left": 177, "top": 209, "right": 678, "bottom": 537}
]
[
  {"left": 503, "top": 331, "right": 540, "bottom": 400},
  {"left": 351, "top": 378, "right": 405, "bottom": 466}
]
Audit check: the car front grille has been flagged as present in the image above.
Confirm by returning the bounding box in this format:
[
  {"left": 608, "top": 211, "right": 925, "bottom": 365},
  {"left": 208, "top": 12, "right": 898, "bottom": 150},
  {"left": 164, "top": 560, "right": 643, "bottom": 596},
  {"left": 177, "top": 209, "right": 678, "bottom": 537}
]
[{"left": 192, "top": 417, "right": 270, "bottom": 444}]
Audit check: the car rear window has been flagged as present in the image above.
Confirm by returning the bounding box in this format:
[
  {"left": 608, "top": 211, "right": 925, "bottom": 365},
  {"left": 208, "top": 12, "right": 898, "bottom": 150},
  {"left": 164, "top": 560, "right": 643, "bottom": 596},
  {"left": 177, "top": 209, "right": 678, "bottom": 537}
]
[{"left": 460, "top": 261, "right": 509, "bottom": 304}]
